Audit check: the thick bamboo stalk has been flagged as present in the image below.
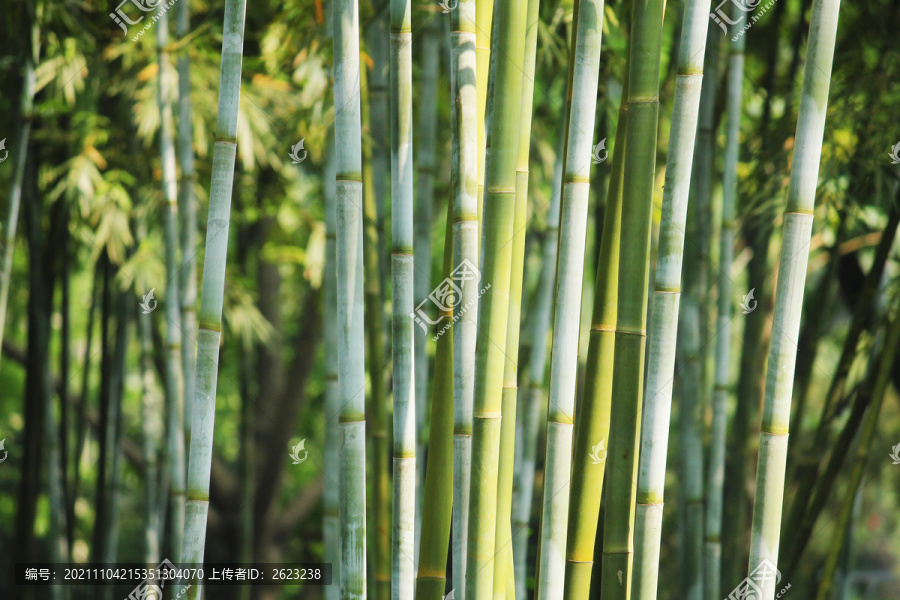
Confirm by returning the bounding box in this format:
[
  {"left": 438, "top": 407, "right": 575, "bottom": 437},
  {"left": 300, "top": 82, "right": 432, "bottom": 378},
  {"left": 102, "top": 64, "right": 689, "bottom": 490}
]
[
  {"left": 361, "top": 63, "right": 390, "bottom": 600},
  {"left": 599, "top": 0, "right": 664, "bottom": 596},
  {"left": 390, "top": 0, "right": 416, "bottom": 593},
  {"left": 332, "top": 0, "right": 368, "bottom": 593},
  {"left": 747, "top": 0, "right": 841, "bottom": 597},
  {"left": 562, "top": 65, "right": 627, "bottom": 600},
  {"left": 176, "top": 0, "right": 198, "bottom": 453},
  {"left": 156, "top": 4, "right": 186, "bottom": 562},
  {"left": 631, "top": 1, "right": 711, "bottom": 598},
  {"left": 414, "top": 22, "right": 440, "bottom": 566},
  {"left": 324, "top": 136, "right": 341, "bottom": 600},
  {"left": 512, "top": 126, "right": 563, "bottom": 600},
  {"left": 534, "top": 0, "right": 605, "bottom": 595},
  {"left": 414, "top": 205, "right": 455, "bottom": 600},
  {"left": 493, "top": 0, "right": 541, "bottom": 593},
  {"left": 465, "top": 0, "right": 526, "bottom": 593},
  {"left": 451, "top": 0, "right": 478, "bottom": 595},
  {"left": 180, "top": 0, "right": 248, "bottom": 596}
]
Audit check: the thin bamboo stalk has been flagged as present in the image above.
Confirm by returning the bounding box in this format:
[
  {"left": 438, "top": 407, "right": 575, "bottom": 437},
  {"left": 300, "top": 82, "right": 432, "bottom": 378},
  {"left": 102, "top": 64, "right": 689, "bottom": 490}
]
[
  {"left": 156, "top": 4, "right": 186, "bottom": 562},
  {"left": 561, "top": 65, "right": 627, "bottom": 600},
  {"left": 180, "top": 0, "right": 248, "bottom": 595},
  {"left": 535, "top": 0, "right": 605, "bottom": 594},
  {"left": 465, "top": 0, "right": 527, "bottom": 593},
  {"left": 390, "top": 0, "right": 416, "bottom": 593},
  {"left": 451, "top": 0, "right": 478, "bottom": 595},
  {"left": 332, "top": 0, "right": 368, "bottom": 593},
  {"left": 747, "top": 0, "right": 841, "bottom": 596},
  {"left": 599, "top": 0, "right": 664, "bottom": 596},
  {"left": 631, "top": 0, "right": 711, "bottom": 597},
  {"left": 414, "top": 205, "right": 455, "bottom": 600},
  {"left": 475, "top": 0, "right": 495, "bottom": 248},
  {"left": 140, "top": 309, "right": 163, "bottom": 565}
]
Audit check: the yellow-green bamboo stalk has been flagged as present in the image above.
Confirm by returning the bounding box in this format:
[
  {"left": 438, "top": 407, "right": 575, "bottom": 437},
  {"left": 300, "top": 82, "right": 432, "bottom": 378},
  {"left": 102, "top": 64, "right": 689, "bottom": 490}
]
[
  {"left": 747, "top": 1, "right": 841, "bottom": 597},
  {"left": 332, "top": 0, "right": 368, "bottom": 593},
  {"left": 599, "top": 0, "right": 664, "bottom": 596},
  {"left": 475, "top": 0, "right": 495, "bottom": 248},
  {"left": 180, "top": 1, "right": 247, "bottom": 596},
  {"left": 414, "top": 205, "right": 455, "bottom": 600},
  {"left": 156, "top": 3, "right": 185, "bottom": 562},
  {"left": 465, "top": 0, "right": 526, "bottom": 593},
  {"left": 390, "top": 0, "right": 416, "bottom": 594},
  {"left": 492, "top": 0, "right": 541, "bottom": 593},
  {"left": 451, "top": 0, "right": 478, "bottom": 595},
  {"left": 632, "top": 1, "right": 711, "bottom": 598},
  {"left": 535, "top": 0, "right": 606, "bottom": 595}
]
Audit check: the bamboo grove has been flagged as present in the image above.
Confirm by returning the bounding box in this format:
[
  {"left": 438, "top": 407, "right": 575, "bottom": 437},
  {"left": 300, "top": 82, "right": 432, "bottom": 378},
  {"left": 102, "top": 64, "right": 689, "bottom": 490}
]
[{"left": 3, "top": 0, "right": 900, "bottom": 599}]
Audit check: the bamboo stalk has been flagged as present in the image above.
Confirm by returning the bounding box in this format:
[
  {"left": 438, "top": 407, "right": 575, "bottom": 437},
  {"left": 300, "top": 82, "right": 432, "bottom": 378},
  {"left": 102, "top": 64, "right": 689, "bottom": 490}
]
[
  {"left": 390, "top": 0, "right": 416, "bottom": 593},
  {"left": 180, "top": 0, "right": 248, "bottom": 595},
  {"left": 475, "top": 0, "right": 496, "bottom": 249},
  {"left": 599, "top": 0, "right": 665, "bottom": 596},
  {"left": 747, "top": 0, "right": 841, "bottom": 596},
  {"left": 631, "top": 0, "right": 711, "bottom": 597},
  {"left": 156, "top": 4, "right": 186, "bottom": 563},
  {"left": 465, "top": 0, "right": 527, "bottom": 593},
  {"left": 534, "top": 0, "right": 606, "bottom": 594},
  {"left": 451, "top": 0, "right": 478, "bottom": 595}
]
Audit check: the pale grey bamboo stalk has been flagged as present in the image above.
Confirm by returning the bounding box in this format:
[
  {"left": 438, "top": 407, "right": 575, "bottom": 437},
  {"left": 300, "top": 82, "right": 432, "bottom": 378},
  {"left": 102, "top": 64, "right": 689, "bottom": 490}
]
[
  {"left": 748, "top": 1, "right": 841, "bottom": 597},
  {"left": 631, "top": 0, "right": 711, "bottom": 598},
  {"left": 324, "top": 135, "right": 341, "bottom": 600},
  {"left": 180, "top": 0, "right": 248, "bottom": 596},
  {"left": 535, "top": 0, "right": 605, "bottom": 595},
  {"left": 512, "top": 145, "right": 562, "bottom": 600},
  {"left": 46, "top": 366, "right": 69, "bottom": 600},
  {"left": 0, "top": 16, "right": 39, "bottom": 368},
  {"left": 333, "top": 0, "right": 368, "bottom": 595},
  {"left": 176, "top": 0, "right": 198, "bottom": 453},
  {"left": 414, "top": 23, "right": 440, "bottom": 567},
  {"left": 451, "top": 0, "right": 478, "bottom": 596},
  {"left": 156, "top": 4, "right": 186, "bottom": 562},
  {"left": 390, "top": 0, "right": 416, "bottom": 596},
  {"left": 140, "top": 310, "right": 163, "bottom": 565},
  {"left": 706, "top": 16, "right": 743, "bottom": 599}
]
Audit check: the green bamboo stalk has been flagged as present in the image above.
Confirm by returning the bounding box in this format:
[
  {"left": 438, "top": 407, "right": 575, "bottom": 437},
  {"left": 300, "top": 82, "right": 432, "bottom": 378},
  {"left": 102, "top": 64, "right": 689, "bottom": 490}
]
[
  {"left": 176, "top": 0, "right": 198, "bottom": 453},
  {"left": 366, "top": 6, "right": 390, "bottom": 287},
  {"left": 451, "top": 0, "right": 478, "bottom": 595},
  {"left": 414, "top": 22, "right": 440, "bottom": 566},
  {"left": 814, "top": 311, "right": 900, "bottom": 600},
  {"left": 492, "top": 0, "right": 541, "bottom": 592},
  {"left": 179, "top": 0, "right": 247, "bottom": 595},
  {"left": 512, "top": 121, "right": 563, "bottom": 600},
  {"left": 156, "top": 4, "right": 186, "bottom": 563},
  {"left": 561, "top": 66, "right": 627, "bottom": 600},
  {"left": 361, "top": 62, "right": 390, "bottom": 600},
  {"left": 599, "top": 0, "right": 664, "bottom": 596},
  {"left": 324, "top": 135, "right": 341, "bottom": 600},
  {"left": 631, "top": 1, "right": 711, "bottom": 598},
  {"left": 332, "top": 0, "right": 368, "bottom": 593},
  {"left": 414, "top": 205, "right": 455, "bottom": 600},
  {"left": 534, "top": 0, "right": 605, "bottom": 595},
  {"left": 390, "top": 0, "right": 416, "bottom": 594},
  {"left": 747, "top": 0, "right": 841, "bottom": 596},
  {"left": 707, "top": 9, "right": 744, "bottom": 599},
  {"left": 140, "top": 309, "right": 163, "bottom": 565},
  {"left": 0, "top": 10, "right": 39, "bottom": 369},
  {"left": 465, "top": 0, "right": 526, "bottom": 593},
  {"left": 475, "top": 0, "right": 496, "bottom": 249}
]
